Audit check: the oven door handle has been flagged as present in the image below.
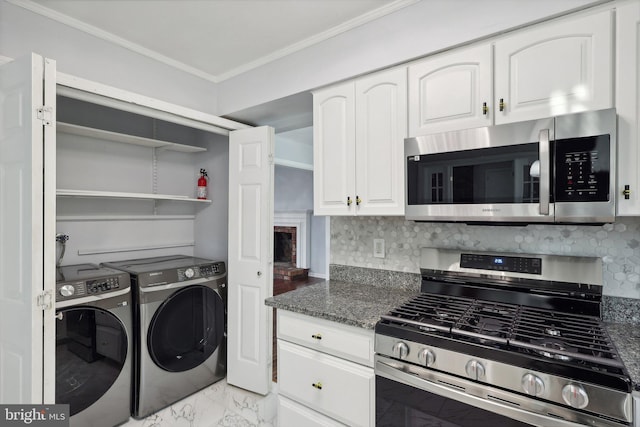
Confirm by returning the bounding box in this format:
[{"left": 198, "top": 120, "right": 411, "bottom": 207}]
[{"left": 375, "top": 356, "right": 601, "bottom": 427}]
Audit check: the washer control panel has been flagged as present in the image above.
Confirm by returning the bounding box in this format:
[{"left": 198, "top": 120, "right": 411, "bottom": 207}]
[
  {"left": 56, "top": 273, "right": 129, "bottom": 302},
  {"left": 178, "top": 262, "right": 226, "bottom": 281},
  {"left": 86, "top": 276, "right": 120, "bottom": 294}
]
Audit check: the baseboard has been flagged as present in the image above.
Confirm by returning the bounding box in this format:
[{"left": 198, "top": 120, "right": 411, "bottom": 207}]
[{"left": 308, "top": 272, "right": 327, "bottom": 279}]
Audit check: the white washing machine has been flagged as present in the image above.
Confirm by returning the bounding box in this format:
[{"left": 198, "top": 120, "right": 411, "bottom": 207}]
[
  {"left": 55, "top": 264, "right": 132, "bottom": 427},
  {"left": 103, "top": 255, "right": 227, "bottom": 419}
]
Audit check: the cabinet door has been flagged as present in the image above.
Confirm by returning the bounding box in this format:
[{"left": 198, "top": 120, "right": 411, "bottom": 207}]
[
  {"left": 408, "top": 43, "right": 492, "bottom": 135},
  {"left": 278, "top": 396, "right": 346, "bottom": 427},
  {"left": 313, "top": 82, "right": 356, "bottom": 216},
  {"left": 355, "top": 67, "right": 407, "bottom": 216},
  {"left": 0, "top": 53, "right": 56, "bottom": 403},
  {"left": 278, "top": 340, "right": 374, "bottom": 427},
  {"left": 227, "top": 126, "right": 274, "bottom": 395},
  {"left": 494, "top": 9, "right": 613, "bottom": 125},
  {"left": 616, "top": 1, "right": 640, "bottom": 216}
]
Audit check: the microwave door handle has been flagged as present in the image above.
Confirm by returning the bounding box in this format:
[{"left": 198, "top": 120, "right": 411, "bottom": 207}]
[{"left": 538, "top": 129, "right": 550, "bottom": 216}]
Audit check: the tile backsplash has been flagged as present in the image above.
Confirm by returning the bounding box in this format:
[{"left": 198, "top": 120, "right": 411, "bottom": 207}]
[{"left": 330, "top": 216, "right": 640, "bottom": 299}]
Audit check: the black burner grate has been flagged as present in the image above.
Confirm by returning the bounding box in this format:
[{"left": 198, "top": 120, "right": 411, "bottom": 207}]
[{"left": 381, "top": 292, "right": 622, "bottom": 368}]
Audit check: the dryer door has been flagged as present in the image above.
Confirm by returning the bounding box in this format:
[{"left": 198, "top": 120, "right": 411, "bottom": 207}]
[
  {"left": 148, "top": 285, "right": 225, "bottom": 372},
  {"left": 56, "top": 308, "right": 128, "bottom": 415}
]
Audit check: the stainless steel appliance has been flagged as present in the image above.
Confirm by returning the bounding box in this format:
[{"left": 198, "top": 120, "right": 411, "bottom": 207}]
[
  {"left": 405, "top": 108, "right": 616, "bottom": 223},
  {"left": 55, "top": 263, "right": 132, "bottom": 427},
  {"left": 103, "top": 255, "right": 227, "bottom": 419},
  {"left": 375, "top": 248, "right": 633, "bottom": 427}
]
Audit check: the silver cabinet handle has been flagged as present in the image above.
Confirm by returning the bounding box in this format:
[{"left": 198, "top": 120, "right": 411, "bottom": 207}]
[{"left": 538, "top": 129, "right": 550, "bottom": 216}]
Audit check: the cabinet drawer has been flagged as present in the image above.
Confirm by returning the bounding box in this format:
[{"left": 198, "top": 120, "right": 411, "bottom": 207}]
[
  {"left": 278, "top": 395, "right": 345, "bottom": 427},
  {"left": 278, "top": 340, "right": 374, "bottom": 427},
  {"left": 277, "top": 310, "right": 374, "bottom": 367}
]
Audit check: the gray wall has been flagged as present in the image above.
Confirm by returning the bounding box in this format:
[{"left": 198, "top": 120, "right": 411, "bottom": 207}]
[
  {"left": 274, "top": 166, "right": 327, "bottom": 277},
  {"left": 330, "top": 216, "right": 640, "bottom": 299},
  {"left": 0, "top": 0, "right": 217, "bottom": 114},
  {"left": 216, "top": 0, "right": 604, "bottom": 116}
]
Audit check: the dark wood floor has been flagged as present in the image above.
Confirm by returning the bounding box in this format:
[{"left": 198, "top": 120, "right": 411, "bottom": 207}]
[{"left": 272, "top": 276, "right": 325, "bottom": 383}]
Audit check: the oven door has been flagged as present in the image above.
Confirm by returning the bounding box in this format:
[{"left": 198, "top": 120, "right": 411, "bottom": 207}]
[{"left": 375, "top": 356, "right": 609, "bottom": 427}]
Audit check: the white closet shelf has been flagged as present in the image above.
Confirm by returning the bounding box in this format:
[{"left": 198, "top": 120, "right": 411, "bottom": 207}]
[
  {"left": 57, "top": 122, "right": 207, "bottom": 153},
  {"left": 57, "top": 189, "right": 212, "bottom": 203}
]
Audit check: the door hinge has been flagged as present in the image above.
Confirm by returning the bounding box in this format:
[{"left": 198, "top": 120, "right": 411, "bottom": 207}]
[
  {"left": 37, "top": 290, "right": 53, "bottom": 310},
  {"left": 36, "top": 106, "right": 53, "bottom": 126},
  {"left": 268, "top": 154, "right": 274, "bottom": 165}
]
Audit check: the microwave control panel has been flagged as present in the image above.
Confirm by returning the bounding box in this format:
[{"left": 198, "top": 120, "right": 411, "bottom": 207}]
[{"left": 555, "top": 135, "right": 610, "bottom": 202}]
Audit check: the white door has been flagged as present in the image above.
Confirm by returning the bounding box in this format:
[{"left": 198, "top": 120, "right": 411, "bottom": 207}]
[
  {"left": 355, "top": 67, "right": 407, "bottom": 216},
  {"left": 313, "top": 82, "right": 356, "bottom": 216},
  {"left": 494, "top": 9, "right": 613, "bottom": 125},
  {"left": 227, "top": 126, "right": 274, "bottom": 394},
  {"left": 0, "top": 53, "right": 56, "bottom": 404},
  {"left": 408, "top": 43, "right": 492, "bottom": 135}
]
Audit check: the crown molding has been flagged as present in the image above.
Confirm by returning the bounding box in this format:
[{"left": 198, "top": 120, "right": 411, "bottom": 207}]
[
  {"left": 215, "top": 0, "right": 420, "bottom": 81},
  {"left": 6, "top": 0, "right": 220, "bottom": 82},
  {"left": 7, "top": 0, "right": 419, "bottom": 83}
]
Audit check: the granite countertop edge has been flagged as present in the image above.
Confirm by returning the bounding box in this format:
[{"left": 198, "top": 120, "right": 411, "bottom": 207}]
[
  {"left": 265, "top": 279, "right": 419, "bottom": 330},
  {"left": 266, "top": 280, "right": 640, "bottom": 392}
]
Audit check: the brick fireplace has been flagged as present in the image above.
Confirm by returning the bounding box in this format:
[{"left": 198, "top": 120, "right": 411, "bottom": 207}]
[{"left": 273, "top": 211, "right": 311, "bottom": 281}]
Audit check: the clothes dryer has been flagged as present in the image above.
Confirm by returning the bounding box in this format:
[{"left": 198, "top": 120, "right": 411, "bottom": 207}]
[
  {"left": 103, "top": 255, "right": 226, "bottom": 419},
  {"left": 55, "top": 264, "right": 132, "bottom": 427}
]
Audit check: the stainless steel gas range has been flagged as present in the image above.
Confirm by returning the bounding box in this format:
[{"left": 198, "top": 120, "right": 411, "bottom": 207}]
[{"left": 375, "top": 247, "right": 633, "bottom": 427}]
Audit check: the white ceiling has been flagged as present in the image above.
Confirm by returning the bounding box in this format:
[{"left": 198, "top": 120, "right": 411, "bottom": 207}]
[{"left": 21, "top": 0, "right": 413, "bottom": 83}]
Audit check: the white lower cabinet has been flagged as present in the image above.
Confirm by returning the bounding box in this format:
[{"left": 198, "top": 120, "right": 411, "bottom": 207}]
[
  {"left": 277, "top": 311, "right": 375, "bottom": 427},
  {"left": 278, "top": 396, "right": 345, "bottom": 427}
]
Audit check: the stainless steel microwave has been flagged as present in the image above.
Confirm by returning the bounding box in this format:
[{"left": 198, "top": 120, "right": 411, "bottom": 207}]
[{"left": 405, "top": 108, "right": 616, "bottom": 224}]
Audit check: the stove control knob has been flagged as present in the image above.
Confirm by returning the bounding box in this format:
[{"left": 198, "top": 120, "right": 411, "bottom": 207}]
[
  {"left": 562, "top": 384, "right": 589, "bottom": 409},
  {"left": 465, "top": 360, "right": 486, "bottom": 380},
  {"left": 59, "top": 285, "right": 75, "bottom": 297},
  {"left": 522, "top": 374, "right": 545, "bottom": 396},
  {"left": 418, "top": 348, "right": 436, "bottom": 367},
  {"left": 392, "top": 342, "right": 409, "bottom": 360}
]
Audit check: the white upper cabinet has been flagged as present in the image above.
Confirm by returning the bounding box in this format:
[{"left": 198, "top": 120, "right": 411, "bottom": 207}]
[
  {"left": 314, "top": 67, "right": 407, "bottom": 216},
  {"left": 615, "top": 0, "right": 640, "bottom": 216},
  {"left": 408, "top": 43, "right": 492, "bottom": 135},
  {"left": 313, "top": 82, "right": 356, "bottom": 216},
  {"left": 355, "top": 68, "right": 407, "bottom": 216},
  {"left": 494, "top": 9, "right": 613, "bottom": 125}
]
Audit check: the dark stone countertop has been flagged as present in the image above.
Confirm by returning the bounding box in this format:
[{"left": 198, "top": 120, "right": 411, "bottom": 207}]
[
  {"left": 266, "top": 280, "right": 640, "bottom": 391},
  {"left": 265, "top": 280, "right": 418, "bottom": 329},
  {"left": 606, "top": 322, "right": 640, "bottom": 392}
]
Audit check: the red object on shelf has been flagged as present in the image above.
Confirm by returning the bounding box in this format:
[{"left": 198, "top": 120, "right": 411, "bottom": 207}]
[{"left": 197, "top": 169, "right": 208, "bottom": 200}]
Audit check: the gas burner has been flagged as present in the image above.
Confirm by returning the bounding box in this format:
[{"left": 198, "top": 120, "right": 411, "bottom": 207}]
[
  {"left": 544, "top": 327, "right": 562, "bottom": 337},
  {"left": 533, "top": 339, "right": 577, "bottom": 361}
]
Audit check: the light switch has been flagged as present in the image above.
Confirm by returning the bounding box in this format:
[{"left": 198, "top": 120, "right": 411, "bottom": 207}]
[{"left": 373, "top": 239, "right": 385, "bottom": 258}]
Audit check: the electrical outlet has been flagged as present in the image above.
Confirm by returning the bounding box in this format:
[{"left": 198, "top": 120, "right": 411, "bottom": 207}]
[{"left": 373, "top": 238, "right": 385, "bottom": 258}]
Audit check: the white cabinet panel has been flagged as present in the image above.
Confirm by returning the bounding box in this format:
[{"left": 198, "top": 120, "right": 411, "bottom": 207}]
[
  {"left": 278, "top": 310, "right": 374, "bottom": 367},
  {"left": 355, "top": 68, "right": 406, "bottom": 215},
  {"left": 313, "top": 67, "right": 406, "bottom": 216},
  {"left": 494, "top": 9, "right": 613, "bottom": 124},
  {"left": 278, "top": 340, "right": 374, "bottom": 427},
  {"left": 616, "top": 1, "right": 640, "bottom": 216},
  {"left": 409, "top": 43, "right": 492, "bottom": 135},
  {"left": 278, "top": 396, "right": 345, "bottom": 427},
  {"left": 313, "top": 82, "right": 355, "bottom": 216}
]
